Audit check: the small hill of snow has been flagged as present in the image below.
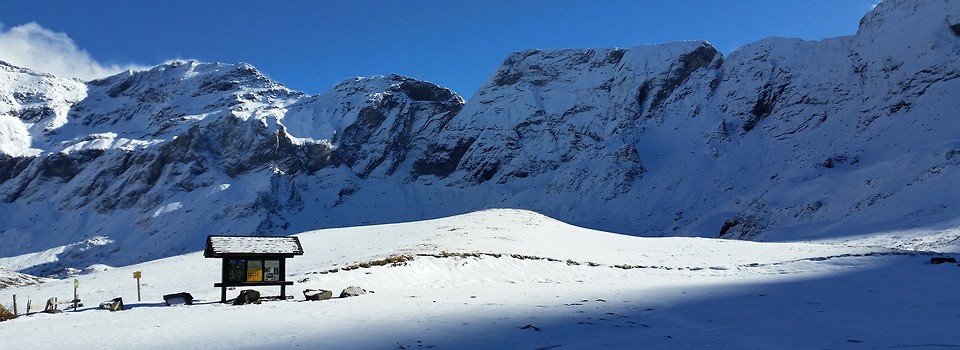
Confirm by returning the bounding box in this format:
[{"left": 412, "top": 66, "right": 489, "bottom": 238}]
[{"left": 0, "top": 209, "right": 957, "bottom": 349}]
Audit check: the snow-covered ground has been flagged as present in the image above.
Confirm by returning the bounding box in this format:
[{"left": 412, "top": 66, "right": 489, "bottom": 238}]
[{"left": 1, "top": 209, "right": 957, "bottom": 349}]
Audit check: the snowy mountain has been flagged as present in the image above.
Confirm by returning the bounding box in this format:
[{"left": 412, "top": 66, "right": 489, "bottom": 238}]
[{"left": 1, "top": 0, "right": 960, "bottom": 276}]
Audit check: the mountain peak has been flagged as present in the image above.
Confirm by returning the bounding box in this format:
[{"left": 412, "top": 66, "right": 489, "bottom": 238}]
[{"left": 854, "top": 0, "right": 960, "bottom": 63}]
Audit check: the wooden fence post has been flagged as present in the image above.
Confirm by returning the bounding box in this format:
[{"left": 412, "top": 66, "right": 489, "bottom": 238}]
[{"left": 12, "top": 294, "right": 17, "bottom": 316}]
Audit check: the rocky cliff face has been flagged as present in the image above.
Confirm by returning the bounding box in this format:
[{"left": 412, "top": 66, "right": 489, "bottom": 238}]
[{"left": 1, "top": 0, "right": 959, "bottom": 276}]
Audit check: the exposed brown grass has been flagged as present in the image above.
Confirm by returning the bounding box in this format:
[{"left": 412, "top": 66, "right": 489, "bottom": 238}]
[{"left": 0, "top": 304, "right": 16, "bottom": 321}]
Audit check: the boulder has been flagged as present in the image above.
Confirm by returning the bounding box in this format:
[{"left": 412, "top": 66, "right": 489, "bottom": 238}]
[
  {"left": 163, "top": 292, "right": 195, "bottom": 306},
  {"left": 303, "top": 289, "right": 333, "bottom": 301},
  {"left": 233, "top": 289, "right": 261, "bottom": 305},
  {"left": 930, "top": 257, "right": 957, "bottom": 264},
  {"left": 340, "top": 286, "right": 367, "bottom": 298},
  {"left": 98, "top": 297, "right": 124, "bottom": 311}
]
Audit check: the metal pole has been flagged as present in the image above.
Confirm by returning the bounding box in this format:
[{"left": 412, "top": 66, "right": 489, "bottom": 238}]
[
  {"left": 137, "top": 277, "right": 141, "bottom": 302},
  {"left": 12, "top": 295, "right": 17, "bottom": 317},
  {"left": 73, "top": 279, "right": 78, "bottom": 311}
]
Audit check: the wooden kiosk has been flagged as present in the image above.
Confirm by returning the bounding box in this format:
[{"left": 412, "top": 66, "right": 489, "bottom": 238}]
[{"left": 204, "top": 235, "right": 304, "bottom": 303}]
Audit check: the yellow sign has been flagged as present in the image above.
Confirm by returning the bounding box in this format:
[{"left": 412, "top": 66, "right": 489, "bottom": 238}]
[
  {"left": 246, "top": 260, "right": 263, "bottom": 282},
  {"left": 133, "top": 271, "right": 141, "bottom": 279}
]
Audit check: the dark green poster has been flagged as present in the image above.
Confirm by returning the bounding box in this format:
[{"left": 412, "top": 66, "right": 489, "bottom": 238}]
[{"left": 226, "top": 258, "right": 247, "bottom": 283}]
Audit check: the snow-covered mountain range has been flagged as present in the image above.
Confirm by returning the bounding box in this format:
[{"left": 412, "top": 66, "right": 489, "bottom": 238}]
[{"left": 1, "top": 0, "right": 959, "bottom": 276}]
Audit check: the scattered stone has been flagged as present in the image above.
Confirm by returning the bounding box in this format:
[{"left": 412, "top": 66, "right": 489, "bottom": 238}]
[
  {"left": 163, "top": 292, "right": 194, "bottom": 306},
  {"left": 340, "top": 286, "right": 367, "bottom": 298},
  {"left": 303, "top": 289, "right": 333, "bottom": 301},
  {"left": 519, "top": 324, "right": 542, "bottom": 331},
  {"left": 930, "top": 257, "right": 957, "bottom": 264},
  {"left": 99, "top": 297, "right": 124, "bottom": 311},
  {"left": 233, "top": 289, "right": 261, "bottom": 305}
]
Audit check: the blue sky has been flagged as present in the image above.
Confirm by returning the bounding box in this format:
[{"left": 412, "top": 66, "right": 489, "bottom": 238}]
[{"left": 1, "top": 0, "right": 878, "bottom": 98}]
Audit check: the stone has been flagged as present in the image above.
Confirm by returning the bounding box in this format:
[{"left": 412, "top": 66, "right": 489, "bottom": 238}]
[
  {"left": 98, "top": 297, "right": 124, "bottom": 311},
  {"left": 163, "top": 292, "right": 194, "bottom": 306},
  {"left": 303, "top": 289, "right": 333, "bottom": 301},
  {"left": 340, "top": 286, "right": 367, "bottom": 298},
  {"left": 233, "top": 289, "right": 261, "bottom": 305},
  {"left": 930, "top": 257, "right": 957, "bottom": 264}
]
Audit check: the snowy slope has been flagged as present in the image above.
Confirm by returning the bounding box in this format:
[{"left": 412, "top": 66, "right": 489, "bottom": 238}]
[
  {"left": 0, "top": 209, "right": 957, "bottom": 349},
  {"left": 1, "top": 0, "right": 959, "bottom": 276},
  {"left": 0, "top": 60, "right": 86, "bottom": 156}
]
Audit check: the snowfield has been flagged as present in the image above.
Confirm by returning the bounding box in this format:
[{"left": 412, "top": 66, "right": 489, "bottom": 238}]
[{"left": 1, "top": 209, "right": 958, "bottom": 349}]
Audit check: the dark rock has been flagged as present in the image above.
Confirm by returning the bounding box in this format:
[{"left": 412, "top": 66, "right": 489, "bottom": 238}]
[
  {"left": 641, "top": 43, "right": 720, "bottom": 118},
  {"left": 930, "top": 257, "right": 957, "bottom": 264},
  {"left": 340, "top": 286, "right": 367, "bottom": 298},
  {"left": 163, "top": 292, "right": 194, "bottom": 306},
  {"left": 412, "top": 137, "right": 476, "bottom": 179},
  {"left": 951, "top": 23, "right": 960, "bottom": 37},
  {"left": 233, "top": 289, "right": 261, "bottom": 305},
  {"left": 17, "top": 106, "right": 56, "bottom": 123},
  {"left": 303, "top": 289, "right": 333, "bottom": 301},
  {"left": 391, "top": 79, "right": 458, "bottom": 102},
  {"left": 606, "top": 49, "right": 626, "bottom": 64},
  {"left": 717, "top": 215, "right": 766, "bottom": 240},
  {"left": 99, "top": 297, "right": 124, "bottom": 311},
  {"left": 519, "top": 324, "right": 542, "bottom": 331},
  {"left": 745, "top": 82, "right": 789, "bottom": 133}
]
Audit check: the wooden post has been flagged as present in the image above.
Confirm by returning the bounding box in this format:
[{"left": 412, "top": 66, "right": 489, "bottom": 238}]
[
  {"left": 133, "top": 271, "right": 142, "bottom": 302},
  {"left": 26, "top": 297, "right": 31, "bottom": 315},
  {"left": 73, "top": 279, "right": 78, "bottom": 311},
  {"left": 279, "top": 259, "right": 287, "bottom": 299},
  {"left": 12, "top": 294, "right": 17, "bottom": 317},
  {"left": 221, "top": 260, "right": 228, "bottom": 303}
]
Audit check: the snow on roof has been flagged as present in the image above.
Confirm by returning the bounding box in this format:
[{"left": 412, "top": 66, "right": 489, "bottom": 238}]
[{"left": 204, "top": 235, "right": 304, "bottom": 257}]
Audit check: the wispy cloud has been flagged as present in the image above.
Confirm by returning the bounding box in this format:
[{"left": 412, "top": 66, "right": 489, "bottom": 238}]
[{"left": 0, "top": 22, "right": 148, "bottom": 81}]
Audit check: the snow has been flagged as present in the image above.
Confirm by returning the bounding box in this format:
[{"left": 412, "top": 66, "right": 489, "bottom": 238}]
[
  {"left": 205, "top": 236, "right": 302, "bottom": 256},
  {"left": 1, "top": 0, "right": 959, "bottom": 276},
  {"left": 0, "top": 209, "right": 958, "bottom": 349},
  {"left": 151, "top": 202, "right": 182, "bottom": 218},
  {"left": 0, "top": 2, "right": 959, "bottom": 346},
  {"left": 0, "top": 113, "right": 38, "bottom": 156}
]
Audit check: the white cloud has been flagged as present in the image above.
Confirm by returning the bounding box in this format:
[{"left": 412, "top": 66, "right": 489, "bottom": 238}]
[{"left": 0, "top": 22, "right": 149, "bottom": 81}]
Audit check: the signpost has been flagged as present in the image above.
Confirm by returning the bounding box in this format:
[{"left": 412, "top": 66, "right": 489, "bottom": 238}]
[{"left": 133, "top": 271, "right": 142, "bottom": 302}]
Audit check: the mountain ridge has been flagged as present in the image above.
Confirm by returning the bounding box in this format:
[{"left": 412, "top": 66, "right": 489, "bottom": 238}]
[{"left": 1, "top": 0, "right": 959, "bottom": 276}]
